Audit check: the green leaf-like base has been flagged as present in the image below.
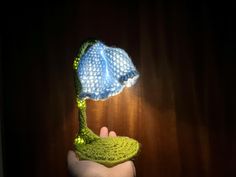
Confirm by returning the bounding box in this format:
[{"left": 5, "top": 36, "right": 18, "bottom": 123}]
[{"left": 75, "top": 136, "right": 140, "bottom": 167}]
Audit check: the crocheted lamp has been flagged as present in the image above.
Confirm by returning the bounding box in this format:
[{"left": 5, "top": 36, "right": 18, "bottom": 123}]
[{"left": 73, "top": 39, "right": 140, "bottom": 167}]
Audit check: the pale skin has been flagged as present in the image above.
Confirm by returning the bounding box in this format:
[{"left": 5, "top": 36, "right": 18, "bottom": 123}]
[{"left": 67, "top": 126, "right": 136, "bottom": 177}]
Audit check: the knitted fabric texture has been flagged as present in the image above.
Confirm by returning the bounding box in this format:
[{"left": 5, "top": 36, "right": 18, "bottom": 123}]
[
  {"left": 73, "top": 39, "right": 140, "bottom": 167},
  {"left": 77, "top": 41, "right": 139, "bottom": 100}
]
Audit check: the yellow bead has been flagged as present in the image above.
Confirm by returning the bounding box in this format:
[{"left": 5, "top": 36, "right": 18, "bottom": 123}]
[
  {"left": 77, "top": 98, "right": 86, "bottom": 109},
  {"left": 74, "top": 136, "right": 85, "bottom": 145}
]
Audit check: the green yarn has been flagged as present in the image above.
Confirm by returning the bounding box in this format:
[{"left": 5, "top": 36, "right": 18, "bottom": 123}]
[
  {"left": 73, "top": 39, "right": 140, "bottom": 167},
  {"left": 75, "top": 136, "right": 140, "bottom": 167}
]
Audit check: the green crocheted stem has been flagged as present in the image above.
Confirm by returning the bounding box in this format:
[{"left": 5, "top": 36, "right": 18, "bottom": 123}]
[
  {"left": 75, "top": 105, "right": 100, "bottom": 144},
  {"left": 78, "top": 105, "right": 87, "bottom": 130}
]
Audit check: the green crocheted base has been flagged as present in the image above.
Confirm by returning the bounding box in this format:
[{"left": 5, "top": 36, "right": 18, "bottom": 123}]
[{"left": 75, "top": 136, "right": 140, "bottom": 167}]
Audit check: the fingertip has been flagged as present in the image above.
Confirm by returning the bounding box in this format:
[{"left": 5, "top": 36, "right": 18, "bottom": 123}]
[
  {"left": 109, "top": 131, "right": 117, "bottom": 137},
  {"left": 100, "top": 126, "right": 109, "bottom": 137}
]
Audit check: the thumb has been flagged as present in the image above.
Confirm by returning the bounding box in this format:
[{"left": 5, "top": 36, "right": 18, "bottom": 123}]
[{"left": 67, "top": 150, "right": 79, "bottom": 168}]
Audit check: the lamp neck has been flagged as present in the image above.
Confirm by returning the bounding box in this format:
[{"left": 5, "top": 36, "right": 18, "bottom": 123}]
[
  {"left": 74, "top": 99, "right": 99, "bottom": 145},
  {"left": 77, "top": 99, "right": 88, "bottom": 130},
  {"left": 79, "top": 107, "right": 87, "bottom": 131}
]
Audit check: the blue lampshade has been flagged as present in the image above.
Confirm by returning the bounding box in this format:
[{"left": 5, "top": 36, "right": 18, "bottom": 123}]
[{"left": 77, "top": 41, "right": 139, "bottom": 100}]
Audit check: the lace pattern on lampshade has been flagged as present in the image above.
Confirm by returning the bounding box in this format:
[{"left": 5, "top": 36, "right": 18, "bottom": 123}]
[{"left": 77, "top": 41, "right": 139, "bottom": 100}]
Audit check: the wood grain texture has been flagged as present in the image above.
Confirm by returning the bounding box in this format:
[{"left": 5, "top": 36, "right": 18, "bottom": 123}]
[{"left": 2, "top": 1, "right": 235, "bottom": 177}]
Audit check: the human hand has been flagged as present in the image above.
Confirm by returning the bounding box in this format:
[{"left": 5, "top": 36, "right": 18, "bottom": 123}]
[{"left": 67, "top": 127, "right": 136, "bottom": 177}]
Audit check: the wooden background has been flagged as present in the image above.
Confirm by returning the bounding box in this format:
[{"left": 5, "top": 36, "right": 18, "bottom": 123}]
[{"left": 2, "top": 1, "right": 235, "bottom": 177}]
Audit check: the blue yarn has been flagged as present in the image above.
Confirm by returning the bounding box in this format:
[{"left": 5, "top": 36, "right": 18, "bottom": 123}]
[{"left": 77, "top": 41, "right": 139, "bottom": 100}]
